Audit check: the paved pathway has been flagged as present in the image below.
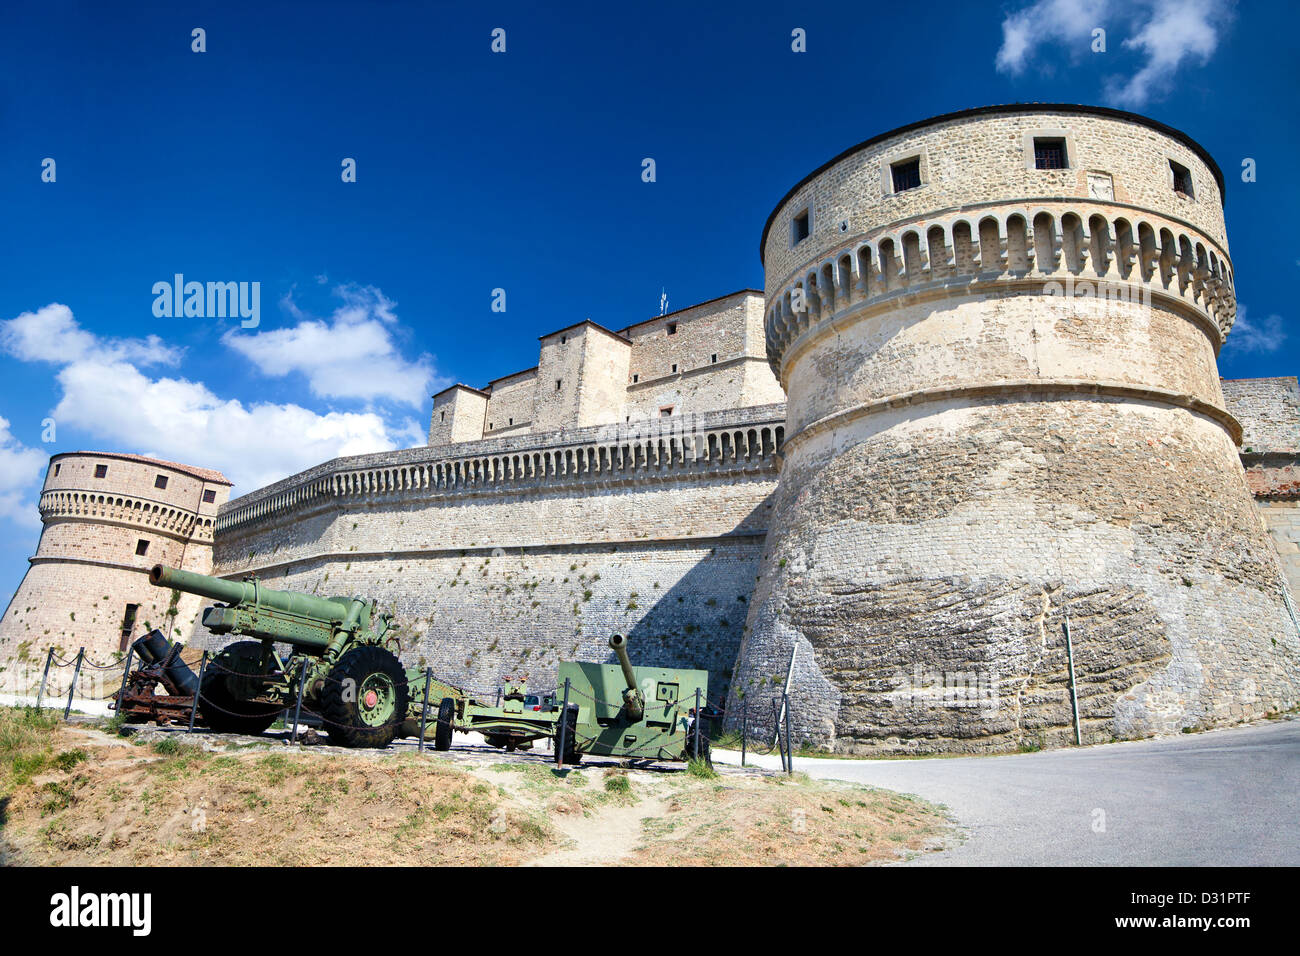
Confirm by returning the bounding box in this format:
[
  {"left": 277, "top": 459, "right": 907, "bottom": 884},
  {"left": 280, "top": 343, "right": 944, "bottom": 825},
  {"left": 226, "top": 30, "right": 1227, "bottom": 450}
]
[{"left": 716, "top": 719, "right": 1300, "bottom": 865}]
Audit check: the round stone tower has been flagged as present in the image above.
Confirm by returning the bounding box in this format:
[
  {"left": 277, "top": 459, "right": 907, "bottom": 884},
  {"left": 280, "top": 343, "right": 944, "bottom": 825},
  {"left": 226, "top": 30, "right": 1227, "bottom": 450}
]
[
  {"left": 0, "top": 452, "right": 231, "bottom": 668},
  {"left": 729, "top": 104, "right": 1300, "bottom": 753}
]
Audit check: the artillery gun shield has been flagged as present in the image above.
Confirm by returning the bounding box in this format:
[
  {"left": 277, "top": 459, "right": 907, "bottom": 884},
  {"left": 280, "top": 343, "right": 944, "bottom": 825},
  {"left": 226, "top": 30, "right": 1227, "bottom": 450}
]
[
  {"left": 200, "top": 640, "right": 283, "bottom": 735},
  {"left": 321, "top": 645, "right": 409, "bottom": 748}
]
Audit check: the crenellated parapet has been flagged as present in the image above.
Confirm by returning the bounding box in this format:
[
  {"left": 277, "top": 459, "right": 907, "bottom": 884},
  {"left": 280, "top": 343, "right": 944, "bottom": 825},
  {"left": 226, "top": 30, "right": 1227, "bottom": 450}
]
[
  {"left": 765, "top": 202, "right": 1235, "bottom": 383},
  {"left": 39, "top": 489, "right": 215, "bottom": 542},
  {"left": 217, "top": 405, "right": 787, "bottom": 535}
]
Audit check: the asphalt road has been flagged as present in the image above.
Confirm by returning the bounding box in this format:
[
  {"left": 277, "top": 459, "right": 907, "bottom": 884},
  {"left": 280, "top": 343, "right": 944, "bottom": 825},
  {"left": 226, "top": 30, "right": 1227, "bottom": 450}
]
[{"left": 715, "top": 718, "right": 1300, "bottom": 865}]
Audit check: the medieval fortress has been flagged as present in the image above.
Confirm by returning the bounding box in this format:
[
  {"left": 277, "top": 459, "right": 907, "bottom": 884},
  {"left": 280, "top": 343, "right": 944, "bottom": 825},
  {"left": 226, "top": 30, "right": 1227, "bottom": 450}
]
[{"left": 4, "top": 105, "right": 1299, "bottom": 752}]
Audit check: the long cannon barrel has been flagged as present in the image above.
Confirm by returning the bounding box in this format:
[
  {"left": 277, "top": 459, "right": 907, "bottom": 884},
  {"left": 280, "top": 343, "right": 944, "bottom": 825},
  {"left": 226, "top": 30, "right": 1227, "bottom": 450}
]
[
  {"left": 608, "top": 633, "right": 644, "bottom": 721},
  {"left": 150, "top": 564, "right": 349, "bottom": 624}
]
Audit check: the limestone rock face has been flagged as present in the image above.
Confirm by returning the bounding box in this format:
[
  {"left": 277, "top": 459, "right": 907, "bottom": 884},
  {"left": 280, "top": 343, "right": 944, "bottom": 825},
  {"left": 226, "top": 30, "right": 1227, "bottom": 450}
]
[{"left": 729, "top": 105, "right": 1300, "bottom": 752}]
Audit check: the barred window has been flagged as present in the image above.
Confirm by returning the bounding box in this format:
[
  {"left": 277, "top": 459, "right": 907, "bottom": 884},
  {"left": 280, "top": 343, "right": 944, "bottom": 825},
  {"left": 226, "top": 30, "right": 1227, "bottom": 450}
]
[
  {"left": 1034, "top": 137, "right": 1068, "bottom": 170},
  {"left": 890, "top": 158, "right": 922, "bottom": 192}
]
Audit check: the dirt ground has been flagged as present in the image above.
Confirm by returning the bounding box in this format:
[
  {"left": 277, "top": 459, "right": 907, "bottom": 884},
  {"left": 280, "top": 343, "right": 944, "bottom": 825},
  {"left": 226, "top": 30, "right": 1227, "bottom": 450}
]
[{"left": 0, "top": 708, "right": 951, "bottom": 867}]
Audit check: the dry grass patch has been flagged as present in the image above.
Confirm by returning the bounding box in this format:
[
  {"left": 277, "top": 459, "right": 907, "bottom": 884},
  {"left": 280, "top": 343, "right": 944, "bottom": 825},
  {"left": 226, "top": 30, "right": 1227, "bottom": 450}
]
[
  {"left": 0, "top": 711, "right": 555, "bottom": 866},
  {"left": 628, "top": 773, "right": 948, "bottom": 866}
]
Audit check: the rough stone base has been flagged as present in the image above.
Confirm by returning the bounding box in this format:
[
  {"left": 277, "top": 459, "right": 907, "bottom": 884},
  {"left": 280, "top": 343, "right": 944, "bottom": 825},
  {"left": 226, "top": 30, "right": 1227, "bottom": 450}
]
[{"left": 728, "top": 397, "right": 1300, "bottom": 753}]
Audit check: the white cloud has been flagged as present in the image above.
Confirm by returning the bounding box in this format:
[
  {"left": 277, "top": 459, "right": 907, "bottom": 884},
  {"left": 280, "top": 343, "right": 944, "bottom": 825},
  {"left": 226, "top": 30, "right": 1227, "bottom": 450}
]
[
  {"left": 1, "top": 301, "right": 429, "bottom": 497},
  {"left": 996, "top": 0, "right": 1105, "bottom": 75},
  {"left": 0, "top": 302, "right": 179, "bottom": 367},
  {"left": 1105, "top": 0, "right": 1228, "bottom": 107},
  {"left": 995, "top": 0, "right": 1233, "bottom": 107},
  {"left": 0, "top": 416, "right": 47, "bottom": 528},
  {"left": 222, "top": 284, "right": 447, "bottom": 407},
  {"left": 1224, "top": 305, "right": 1285, "bottom": 354}
]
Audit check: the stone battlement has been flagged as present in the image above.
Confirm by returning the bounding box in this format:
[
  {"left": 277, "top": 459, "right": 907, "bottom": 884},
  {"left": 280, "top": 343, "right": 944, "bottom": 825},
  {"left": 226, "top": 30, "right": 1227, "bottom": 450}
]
[
  {"left": 217, "top": 403, "right": 786, "bottom": 536},
  {"left": 764, "top": 202, "right": 1235, "bottom": 385}
]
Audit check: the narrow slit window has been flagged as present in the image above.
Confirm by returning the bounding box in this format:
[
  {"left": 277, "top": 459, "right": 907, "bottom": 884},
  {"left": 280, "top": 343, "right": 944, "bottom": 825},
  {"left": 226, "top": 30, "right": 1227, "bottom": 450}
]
[{"left": 791, "top": 209, "right": 810, "bottom": 244}]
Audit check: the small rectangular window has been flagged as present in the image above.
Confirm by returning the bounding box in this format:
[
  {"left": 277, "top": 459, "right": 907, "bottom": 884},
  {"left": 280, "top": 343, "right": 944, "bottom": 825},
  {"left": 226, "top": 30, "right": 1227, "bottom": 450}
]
[
  {"left": 94, "top": 464, "right": 108, "bottom": 478},
  {"left": 671, "top": 363, "right": 678, "bottom": 373},
  {"left": 890, "top": 158, "right": 922, "bottom": 192},
  {"left": 1170, "top": 160, "right": 1194, "bottom": 198},
  {"left": 202, "top": 489, "right": 216, "bottom": 504},
  {"left": 710, "top": 354, "right": 717, "bottom": 364},
  {"left": 666, "top": 322, "right": 677, "bottom": 335},
  {"left": 560, "top": 334, "right": 567, "bottom": 344},
  {"left": 791, "top": 209, "right": 810, "bottom": 244},
  {"left": 440, "top": 410, "right": 446, "bottom": 422},
  {"left": 1033, "top": 137, "right": 1067, "bottom": 170},
  {"left": 508, "top": 417, "right": 513, "bottom": 426},
  {"left": 555, "top": 379, "right": 562, "bottom": 391},
  {"left": 53, "top": 464, "right": 60, "bottom": 476},
  {"left": 154, "top": 474, "right": 168, "bottom": 489},
  {"left": 135, "top": 539, "right": 149, "bottom": 556},
  {"left": 489, "top": 422, "right": 494, "bottom": 430},
  {"left": 632, "top": 374, "right": 639, "bottom": 383}
]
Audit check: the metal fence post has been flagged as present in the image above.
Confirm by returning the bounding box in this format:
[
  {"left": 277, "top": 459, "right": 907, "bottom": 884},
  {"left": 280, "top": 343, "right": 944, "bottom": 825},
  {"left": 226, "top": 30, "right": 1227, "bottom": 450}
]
[
  {"left": 555, "top": 677, "right": 571, "bottom": 767},
  {"left": 741, "top": 697, "right": 748, "bottom": 768},
  {"left": 290, "top": 662, "right": 308, "bottom": 743},
  {"left": 771, "top": 698, "right": 786, "bottom": 772},
  {"left": 35, "top": 647, "right": 54, "bottom": 710},
  {"left": 63, "top": 648, "right": 85, "bottom": 720},
  {"left": 114, "top": 644, "right": 135, "bottom": 719},
  {"left": 1063, "top": 617, "right": 1082, "bottom": 746},
  {"left": 188, "top": 652, "right": 207, "bottom": 733},
  {"left": 783, "top": 692, "right": 794, "bottom": 775},
  {"left": 693, "top": 687, "right": 702, "bottom": 759},
  {"left": 418, "top": 666, "right": 432, "bottom": 753}
]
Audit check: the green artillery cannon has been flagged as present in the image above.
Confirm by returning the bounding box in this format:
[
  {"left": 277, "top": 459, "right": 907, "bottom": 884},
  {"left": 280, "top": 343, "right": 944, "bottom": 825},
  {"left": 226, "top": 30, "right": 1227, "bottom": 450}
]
[
  {"left": 149, "top": 565, "right": 459, "bottom": 747},
  {"left": 434, "top": 634, "right": 710, "bottom": 765},
  {"left": 431, "top": 675, "right": 555, "bottom": 753}
]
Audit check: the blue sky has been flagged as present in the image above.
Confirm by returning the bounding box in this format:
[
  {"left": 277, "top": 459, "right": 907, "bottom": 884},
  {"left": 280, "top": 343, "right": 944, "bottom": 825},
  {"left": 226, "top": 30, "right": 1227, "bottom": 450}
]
[{"left": 0, "top": 0, "right": 1296, "bottom": 607}]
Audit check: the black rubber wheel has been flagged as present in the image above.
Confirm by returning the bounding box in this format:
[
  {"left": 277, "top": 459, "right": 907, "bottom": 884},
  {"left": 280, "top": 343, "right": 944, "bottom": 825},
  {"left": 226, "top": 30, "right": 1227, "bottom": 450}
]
[
  {"left": 320, "top": 645, "right": 410, "bottom": 748},
  {"left": 433, "top": 697, "right": 455, "bottom": 751},
  {"left": 555, "top": 703, "right": 581, "bottom": 765},
  {"left": 198, "top": 640, "right": 281, "bottom": 735}
]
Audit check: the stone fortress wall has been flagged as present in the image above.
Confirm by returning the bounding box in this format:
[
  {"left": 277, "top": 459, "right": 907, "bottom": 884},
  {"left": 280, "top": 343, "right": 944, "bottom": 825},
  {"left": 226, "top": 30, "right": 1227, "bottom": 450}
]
[
  {"left": 731, "top": 104, "right": 1299, "bottom": 753},
  {"left": 206, "top": 405, "right": 786, "bottom": 698},
  {"left": 0, "top": 452, "right": 231, "bottom": 672},
  {"left": 205, "top": 292, "right": 789, "bottom": 699},
  {"left": 1224, "top": 377, "right": 1300, "bottom": 603}
]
